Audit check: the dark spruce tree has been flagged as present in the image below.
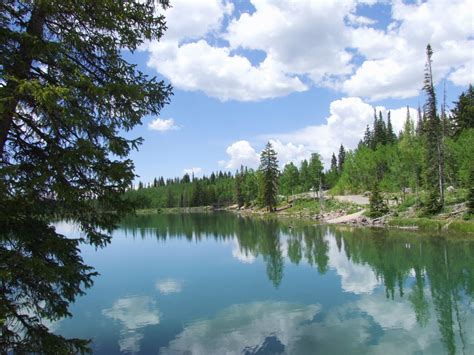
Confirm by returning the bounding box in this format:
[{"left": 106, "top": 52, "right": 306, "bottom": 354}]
[
  {"left": 338, "top": 144, "right": 346, "bottom": 174},
  {"left": 387, "top": 111, "right": 397, "bottom": 144},
  {"left": 258, "top": 142, "right": 279, "bottom": 212},
  {"left": 369, "top": 181, "right": 388, "bottom": 218},
  {"left": 451, "top": 84, "right": 474, "bottom": 136},
  {"left": 363, "top": 124, "right": 372, "bottom": 147},
  {"left": 0, "top": 1, "right": 172, "bottom": 353},
  {"left": 330, "top": 153, "right": 338, "bottom": 172}
]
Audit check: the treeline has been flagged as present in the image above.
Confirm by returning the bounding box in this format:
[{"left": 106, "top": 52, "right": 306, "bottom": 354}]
[
  {"left": 122, "top": 149, "right": 325, "bottom": 210},
  {"left": 124, "top": 46, "right": 473, "bottom": 214},
  {"left": 124, "top": 171, "right": 235, "bottom": 208}
]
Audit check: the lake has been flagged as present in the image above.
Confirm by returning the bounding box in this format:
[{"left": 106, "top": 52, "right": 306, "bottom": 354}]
[{"left": 53, "top": 212, "right": 474, "bottom": 354}]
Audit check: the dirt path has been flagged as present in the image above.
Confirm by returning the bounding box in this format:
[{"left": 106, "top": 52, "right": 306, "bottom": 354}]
[
  {"left": 326, "top": 209, "right": 366, "bottom": 224},
  {"left": 333, "top": 194, "right": 369, "bottom": 205}
]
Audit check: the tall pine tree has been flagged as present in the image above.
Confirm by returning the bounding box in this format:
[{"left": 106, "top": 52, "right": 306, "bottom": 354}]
[
  {"left": 258, "top": 142, "right": 279, "bottom": 211},
  {"left": 338, "top": 144, "right": 346, "bottom": 174},
  {"left": 387, "top": 111, "right": 396, "bottom": 144},
  {"left": 423, "top": 44, "right": 444, "bottom": 212}
]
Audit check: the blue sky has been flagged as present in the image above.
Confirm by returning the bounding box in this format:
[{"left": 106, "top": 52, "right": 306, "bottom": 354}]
[{"left": 125, "top": 0, "right": 473, "bottom": 184}]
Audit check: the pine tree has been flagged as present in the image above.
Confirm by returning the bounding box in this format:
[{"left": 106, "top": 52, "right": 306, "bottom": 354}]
[
  {"left": 379, "top": 111, "right": 388, "bottom": 145},
  {"left": 331, "top": 153, "right": 338, "bottom": 172},
  {"left": 235, "top": 172, "right": 244, "bottom": 208},
  {"left": 451, "top": 84, "right": 474, "bottom": 136},
  {"left": 387, "top": 111, "right": 396, "bottom": 144},
  {"left": 369, "top": 181, "right": 388, "bottom": 217},
  {"left": 371, "top": 109, "right": 379, "bottom": 148},
  {"left": 258, "top": 142, "right": 279, "bottom": 212},
  {"left": 338, "top": 144, "right": 346, "bottom": 174},
  {"left": 402, "top": 106, "right": 415, "bottom": 138},
  {"left": 423, "top": 44, "right": 444, "bottom": 212},
  {"left": 363, "top": 125, "right": 372, "bottom": 147},
  {"left": 326, "top": 152, "right": 340, "bottom": 188},
  {"left": 182, "top": 173, "right": 191, "bottom": 184},
  {"left": 416, "top": 103, "right": 424, "bottom": 136}
]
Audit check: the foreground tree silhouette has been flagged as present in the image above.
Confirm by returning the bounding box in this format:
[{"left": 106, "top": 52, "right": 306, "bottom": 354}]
[{"left": 0, "top": 0, "right": 172, "bottom": 352}]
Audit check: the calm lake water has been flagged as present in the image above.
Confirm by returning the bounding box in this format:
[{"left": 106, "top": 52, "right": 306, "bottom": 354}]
[{"left": 54, "top": 213, "right": 474, "bottom": 355}]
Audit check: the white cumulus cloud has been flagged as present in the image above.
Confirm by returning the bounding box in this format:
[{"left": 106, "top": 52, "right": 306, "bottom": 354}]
[
  {"left": 144, "top": 0, "right": 473, "bottom": 101},
  {"left": 224, "top": 140, "right": 260, "bottom": 169},
  {"left": 147, "top": 40, "right": 307, "bottom": 101},
  {"left": 148, "top": 118, "right": 180, "bottom": 132}
]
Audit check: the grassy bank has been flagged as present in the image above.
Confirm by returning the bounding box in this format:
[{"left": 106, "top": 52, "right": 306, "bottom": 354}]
[
  {"left": 132, "top": 192, "right": 474, "bottom": 234},
  {"left": 387, "top": 217, "right": 474, "bottom": 233}
]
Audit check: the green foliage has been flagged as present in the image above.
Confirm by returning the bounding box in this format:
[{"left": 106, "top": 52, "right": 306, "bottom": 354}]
[
  {"left": 468, "top": 166, "right": 474, "bottom": 216},
  {"left": 451, "top": 84, "right": 474, "bottom": 136},
  {"left": 235, "top": 171, "right": 245, "bottom": 208},
  {"left": 123, "top": 172, "right": 235, "bottom": 209},
  {"left": 369, "top": 182, "right": 389, "bottom": 217},
  {"left": 0, "top": 0, "right": 172, "bottom": 352},
  {"left": 425, "top": 190, "right": 442, "bottom": 214},
  {"left": 308, "top": 153, "right": 324, "bottom": 190},
  {"left": 280, "top": 162, "right": 300, "bottom": 196}
]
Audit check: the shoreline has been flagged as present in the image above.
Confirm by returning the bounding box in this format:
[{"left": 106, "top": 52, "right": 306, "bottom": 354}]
[
  {"left": 134, "top": 204, "right": 474, "bottom": 234},
  {"left": 229, "top": 205, "right": 474, "bottom": 234}
]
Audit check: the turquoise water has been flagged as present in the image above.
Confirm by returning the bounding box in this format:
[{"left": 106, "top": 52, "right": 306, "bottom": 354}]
[{"left": 54, "top": 213, "right": 474, "bottom": 354}]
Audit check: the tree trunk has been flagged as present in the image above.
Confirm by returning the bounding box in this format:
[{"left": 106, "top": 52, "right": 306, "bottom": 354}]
[
  {"left": 0, "top": 3, "right": 47, "bottom": 158},
  {"left": 438, "top": 133, "right": 445, "bottom": 206}
]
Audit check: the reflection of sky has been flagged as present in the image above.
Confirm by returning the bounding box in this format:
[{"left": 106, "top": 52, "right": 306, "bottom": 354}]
[
  {"left": 52, "top": 219, "right": 474, "bottom": 354},
  {"left": 159, "top": 301, "right": 321, "bottom": 355},
  {"left": 155, "top": 278, "right": 183, "bottom": 295},
  {"left": 160, "top": 294, "right": 474, "bottom": 355},
  {"left": 326, "top": 234, "right": 380, "bottom": 295},
  {"left": 102, "top": 296, "right": 160, "bottom": 353},
  {"left": 231, "top": 240, "right": 256, "bottom": 264}
]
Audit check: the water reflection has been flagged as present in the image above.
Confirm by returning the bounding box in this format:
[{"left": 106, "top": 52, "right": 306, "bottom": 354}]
[
  {"left": 155, "top": 279, "right": 183, "bottom": 295},
  {"left": 102, "top": 296, "right": 160, "bottom": 353},
  {"left": 159, "top": 301, "right": 320, "bottom": 355},
  {"left": 118, "top": 213, "right": 474, "bottom": 354}
]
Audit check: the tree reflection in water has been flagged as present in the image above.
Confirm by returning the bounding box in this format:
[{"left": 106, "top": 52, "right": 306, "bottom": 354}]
[{"left": 121, "top": 212, "right": 473, "bottom": 355}]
